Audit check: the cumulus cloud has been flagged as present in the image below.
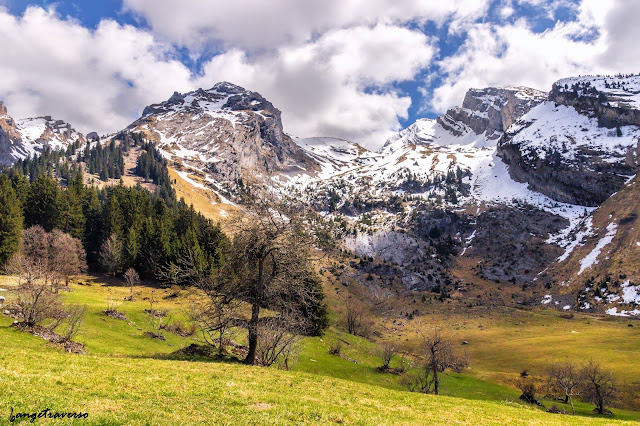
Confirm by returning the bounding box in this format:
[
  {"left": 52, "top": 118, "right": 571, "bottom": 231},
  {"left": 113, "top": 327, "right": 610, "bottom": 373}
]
[
  {"left": 196, "top": 24, "right": 435, "bottom": 148},
  {"left": 123, "top": 0, "right": 489, "bottom": 51},
  {"left": 2, "top": 0, "right": 638, "bottom": 150},
  {"left": 430, "top": 0, "right": 640, "bottom": 113},
  {"left": 0, "top": 5, "right": 439, "bottom": 149},
  {"left": 0, "top": 6, "right": 192, "bottom": 134}
]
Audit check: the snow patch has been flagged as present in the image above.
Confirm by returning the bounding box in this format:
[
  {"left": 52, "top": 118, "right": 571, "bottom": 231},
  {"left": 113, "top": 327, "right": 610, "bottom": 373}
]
[
  {"left": 578, "top": 223, "right": 618, "bottom": 275},
  {"left": 606, "top": 307, "right": 640, "bottom": 317}
]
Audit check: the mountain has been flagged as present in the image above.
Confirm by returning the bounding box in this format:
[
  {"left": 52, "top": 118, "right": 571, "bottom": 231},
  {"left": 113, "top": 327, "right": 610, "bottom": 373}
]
[
  {"left": 498, "top": 75, "right": 640, "bottom": 206},
  {"left": 1, "top": 73, "right": 639, "bottom": 316},
  {"left": 127, "top": 82, "right": 318, "bottom": 197},
  {"left": 0, "top": 101, "right": 84, "bottom": 166}
]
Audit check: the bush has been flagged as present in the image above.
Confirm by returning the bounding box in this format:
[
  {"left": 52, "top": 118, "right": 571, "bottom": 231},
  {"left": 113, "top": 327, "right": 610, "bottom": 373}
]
[
  {"left": 12, "top": 283, "right": 65, "bottom": 327},
  {"left": 329, "top": 340, "right": 342, "bottom": 355}
]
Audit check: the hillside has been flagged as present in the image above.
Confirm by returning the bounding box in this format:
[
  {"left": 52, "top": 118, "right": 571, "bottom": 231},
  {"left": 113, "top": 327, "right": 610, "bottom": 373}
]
[{"left": 1, "top": 275, "right": 639, "bottom": 424}]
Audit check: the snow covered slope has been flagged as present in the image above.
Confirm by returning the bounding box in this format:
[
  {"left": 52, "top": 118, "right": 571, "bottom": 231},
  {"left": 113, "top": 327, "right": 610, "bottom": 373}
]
[
  {"left": 555, "top": 74, "right": 640, "bottom": 111},
  {"left": 0, "top": 101, "right": 84, "bottom": 166},
  {"left": 499, "top": 75, "right": 640, "bottom": 206}
]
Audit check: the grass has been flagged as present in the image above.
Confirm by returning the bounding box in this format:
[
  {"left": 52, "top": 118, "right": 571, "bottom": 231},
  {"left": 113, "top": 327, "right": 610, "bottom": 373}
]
[
  {"left": 0, "top": 326, "right": 633, "bottom": 425},
  {"left": 381, "top": 305, "right": 640, "bottom": 412},
  {"left": 0, "top": 275, "right": 638, "bottom": 424}
]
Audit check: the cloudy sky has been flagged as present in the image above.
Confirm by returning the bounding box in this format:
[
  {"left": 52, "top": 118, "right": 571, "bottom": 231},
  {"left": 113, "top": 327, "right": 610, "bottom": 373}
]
[{"left": 0, "top": 0, "right": 638, "bottom": 149}]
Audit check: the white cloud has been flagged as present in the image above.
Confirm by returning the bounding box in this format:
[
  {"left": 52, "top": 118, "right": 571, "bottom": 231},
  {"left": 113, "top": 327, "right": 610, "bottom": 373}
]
[
  {"left": 3, "top": 0, "right": 637, "bottom": 151},
  {"left": 123, "top": 0, "right": 490, "bottom": 51},
  {"left": 500, "top": 6, "right": 515, "bottom": 19},
  {"left": 197, "top": 24, "right": 435, "bottom": 148},
  {"left": 430, "top": 0, "right": 640, "bottom": 113},
  {"left": 0, "top": 6, "right": 192, "bottom": 135},
  {"left": 0, "top": 5, "right": 440, "bottom": 148}
]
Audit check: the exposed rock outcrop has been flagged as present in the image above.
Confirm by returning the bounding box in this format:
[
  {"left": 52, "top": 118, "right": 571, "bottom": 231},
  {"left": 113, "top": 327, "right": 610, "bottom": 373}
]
[
  {"left": 131, "top": 82, "right": 318, "bottom": 190},
  {"left": 498, "top": 76, "right": 640, "bottom": 206},
  {"left": 443, "top": 86, "right": 547, "bottom": 138}
]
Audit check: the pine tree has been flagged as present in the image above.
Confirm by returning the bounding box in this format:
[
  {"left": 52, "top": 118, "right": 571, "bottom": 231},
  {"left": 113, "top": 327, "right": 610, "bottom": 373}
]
[
  {"left": 25, "top": 174, "right": 63, "bottom": 232},
  {"left": 0, "top": 175, "right": 23, "bottom": 264},
  {"left": 60, "top": 172, "right": 86, "bottom": 239}
]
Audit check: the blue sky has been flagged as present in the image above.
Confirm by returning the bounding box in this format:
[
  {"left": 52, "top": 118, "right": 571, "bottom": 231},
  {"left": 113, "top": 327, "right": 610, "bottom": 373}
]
[{"left": 0, "top": 0, "right": 636, "bottom": 149}]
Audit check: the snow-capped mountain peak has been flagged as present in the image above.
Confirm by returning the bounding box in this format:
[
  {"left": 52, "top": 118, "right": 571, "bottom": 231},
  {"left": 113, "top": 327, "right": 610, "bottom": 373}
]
[{"left": 0, "top": 102, "right": 84, "bottom": 166}]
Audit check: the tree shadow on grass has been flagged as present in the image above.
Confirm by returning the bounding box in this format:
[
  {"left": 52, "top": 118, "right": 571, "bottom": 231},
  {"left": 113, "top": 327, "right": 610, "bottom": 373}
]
[{"left": 129, "top": 343, "right": 247, "bottom": 364}]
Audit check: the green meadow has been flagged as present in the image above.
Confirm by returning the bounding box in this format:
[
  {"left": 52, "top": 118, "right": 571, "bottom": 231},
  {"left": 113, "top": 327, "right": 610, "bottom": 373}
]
[{"left": 0, "top": 275, "right": 638, "bottom": 424}]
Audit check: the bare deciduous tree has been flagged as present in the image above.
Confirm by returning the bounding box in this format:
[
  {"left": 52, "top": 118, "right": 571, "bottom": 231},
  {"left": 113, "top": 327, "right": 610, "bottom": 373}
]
[
  {"left": 58, "top": 304, "right": 87, "bottom": 342},
  {"left": 344, "top": 297, "right": 371, "bottom": 337},
  {"left": 145, "top": 295, "right": 170, "bottom": 340},
  {"left": 328, "top": 339, "right": 342, "bottom": 355},
  {"left": 581, "top": 361, "right": 616, "bottom": 415},
  {"left": 188, "top": 294, "right": 241, "bottom": 354},
  {"left": 49, "top": 230, "right": 87, "bottom": 289},
  {"left": 123, "top": 268, "right": 140, "bottom": 301},
  {"left": 100, "top": 233, "right": 123, "bottom": 275},
  {"left": 196, "top": 187, "right": 325, "bottom": 365},
  {"left": 104, "top": 288, "right": 124, "bottom": 316},
  {"left": 377, "top": 342, "right": 397, "bottom": 370},
  {"left": 402, "top": 330, "right": 468, "bottom": 395},
  {"left": 548, "top": 362, "right": 581, "bottom": 414},
  {"left": 517, "top": 375, "right": 541, "bottom": 405},
  {"left": 256, "top": 315, "right": 302, "bottom": 367},
  {"left": 12, "top": 283, "right": 65, "bottom": 327},
  {"left": 8, "top": 226, "right": 86, "bottom": 293}
]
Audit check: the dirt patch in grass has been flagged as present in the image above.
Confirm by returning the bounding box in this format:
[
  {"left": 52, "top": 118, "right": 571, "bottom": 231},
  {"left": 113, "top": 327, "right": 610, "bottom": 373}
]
[{"left": 143, "top": 331, "right": 166, "bottom": 341}]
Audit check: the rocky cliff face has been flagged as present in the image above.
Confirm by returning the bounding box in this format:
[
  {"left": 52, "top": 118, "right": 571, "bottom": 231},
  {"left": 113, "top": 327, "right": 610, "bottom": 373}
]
[
  {"left": 130, "top": 82, "right": 318, "bottom": 190},
  {"left": 497, "top": 76, "right": 640, "bottom": 206},
  {"left": 551, "top": 75, "right": 640, "bottom": 128},
  {"left": 0, "top": 101, "right": 21, "bottom": 166},
  {"left": 442, "top": 86, "right": 547, "bottom": 139}
]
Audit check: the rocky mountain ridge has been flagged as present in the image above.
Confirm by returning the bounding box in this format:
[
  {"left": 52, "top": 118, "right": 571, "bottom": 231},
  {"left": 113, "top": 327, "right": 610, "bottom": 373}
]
[
  {"left": 497, "top": 75, "right": 640, "bottom": 206},
  {"left": 128, "top": 81, "right": 317, "bottom": 197},
  {"left": 0, "top": 101, "right": 85, "bottom": 166}
]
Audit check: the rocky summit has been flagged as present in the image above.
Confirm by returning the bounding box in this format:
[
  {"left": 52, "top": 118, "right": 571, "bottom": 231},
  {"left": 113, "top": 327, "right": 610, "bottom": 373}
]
[
  {"left": 129, "top": 82, "right": 318, "bottom": 194},
  {"left": 0, "top": 101, "right": 84, "bottom": 166}
]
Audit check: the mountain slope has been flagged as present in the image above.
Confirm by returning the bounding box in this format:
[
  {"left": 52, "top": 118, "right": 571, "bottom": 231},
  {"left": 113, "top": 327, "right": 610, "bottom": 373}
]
[
  {"left": 2, "top": 73, "right": 639, "bottom": 315},
  {"left": 128, "top": 82, "right": 318, "bottom": 197},
  {"left": 0, "top": 101, "right": 84, "bottom": 166}
]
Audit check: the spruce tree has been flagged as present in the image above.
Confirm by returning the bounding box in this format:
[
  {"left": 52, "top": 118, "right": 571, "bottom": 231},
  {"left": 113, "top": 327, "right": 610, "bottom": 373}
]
[
  {"left": 60, "top": 173, "right": 86, "bottom": 239},
  {"left": 0, "top": 175, "right": 23, "bottom": 264},
  {"left": 25, "top": 174, "right": 62, "bottom": 232}
]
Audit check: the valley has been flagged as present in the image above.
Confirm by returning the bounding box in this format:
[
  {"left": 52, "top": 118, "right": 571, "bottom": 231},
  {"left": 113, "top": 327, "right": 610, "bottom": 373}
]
[{"left": 1, "top": 72, "right": 640, "bottom": 424}]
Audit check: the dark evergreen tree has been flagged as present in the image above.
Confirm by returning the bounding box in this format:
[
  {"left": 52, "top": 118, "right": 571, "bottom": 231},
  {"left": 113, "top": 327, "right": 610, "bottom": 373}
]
[
  {"left": 0, "top": 174, "right": 23, "bottom": 264},
  {"left": 25, "top": 174, "right": 63, "bottom": 232}
]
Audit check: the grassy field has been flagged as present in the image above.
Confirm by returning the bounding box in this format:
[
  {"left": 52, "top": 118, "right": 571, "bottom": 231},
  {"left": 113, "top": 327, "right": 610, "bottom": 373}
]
[
  {"left": 0, "top": 275, "right": 639, "bottom": 424},
  {"left": 375, "top": 303, "right": 640, "bottom": 411}
]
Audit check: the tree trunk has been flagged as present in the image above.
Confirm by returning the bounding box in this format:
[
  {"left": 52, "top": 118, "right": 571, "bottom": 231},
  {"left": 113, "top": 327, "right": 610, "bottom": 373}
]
[
  {"left": 432, "top": 362, "right": 439, "bottom": 395},
  {"left": 244, "top": 304, "right": 260, "bottom": 365},
  {"left": 569, "top": 396, "right": 575, "bottom": 415},
  {"left": 563, "top": 394, "right": 569, "bottom": 404}
]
